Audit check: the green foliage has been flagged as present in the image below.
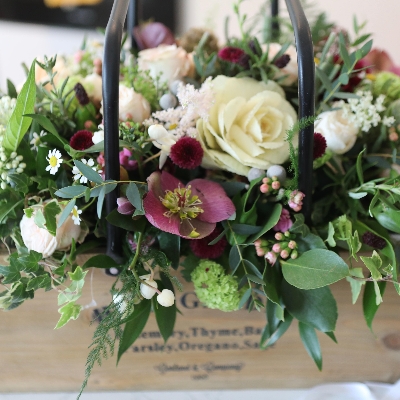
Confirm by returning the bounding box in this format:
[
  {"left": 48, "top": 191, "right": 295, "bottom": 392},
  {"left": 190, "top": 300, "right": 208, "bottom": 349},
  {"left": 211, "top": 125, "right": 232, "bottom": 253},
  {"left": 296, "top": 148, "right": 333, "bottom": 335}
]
[
  {"left": 363, "top": 280, "right": 386, "bottom": 332},
  {"left": 299, "top": 322, "right": 322, "bottom": 370},
  {"left": 281, "top": 249, "right": 349, "bottom": 289},
  {"left": 3, "top": 60, "right": 36, "bottom": 153}
]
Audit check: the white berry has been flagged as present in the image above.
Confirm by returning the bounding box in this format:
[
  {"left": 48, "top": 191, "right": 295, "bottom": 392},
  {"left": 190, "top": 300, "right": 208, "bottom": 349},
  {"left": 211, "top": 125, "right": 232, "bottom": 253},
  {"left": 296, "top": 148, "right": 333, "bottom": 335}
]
[
  {"left": 266, "top": 165, "right": 287, "bottom": 182},
  {"left": 157, "top": 289, "right": 175, "bottom": 307}
]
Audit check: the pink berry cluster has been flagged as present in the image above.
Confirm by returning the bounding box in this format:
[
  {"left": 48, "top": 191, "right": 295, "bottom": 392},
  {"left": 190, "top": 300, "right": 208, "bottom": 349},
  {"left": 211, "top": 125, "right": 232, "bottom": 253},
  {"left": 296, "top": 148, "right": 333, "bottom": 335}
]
[
  {"left": 260, "top": 176, "right": 281, "bottom": 194},
  {"left": 288, "top": 190, "right": 305, "bottom": 212},
  {"left": 254, "top": 231, "right": 298, "bottom": 265}
]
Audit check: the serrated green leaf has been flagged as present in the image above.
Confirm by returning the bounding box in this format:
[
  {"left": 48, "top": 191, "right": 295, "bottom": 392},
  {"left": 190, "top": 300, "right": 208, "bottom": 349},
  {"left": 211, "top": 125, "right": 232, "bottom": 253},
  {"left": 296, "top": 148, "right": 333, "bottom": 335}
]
[
  {"left": 74, "top": 160, "right": 103, "bottom": 184},
  {"left": 27, "top": 274, "right": 51, "bottom": 291},
  {"left": 55, "top": 302, "right": 82, "bottom": 329},
  {"left": 281, "top": 249, "right": 349, "bottom": 289},
  {"left": 360, "top": 251, "right": 382, "bottom": 281},
  {"left": 34, "top": 209, "right": 46, "bottom": 229},
  {"left": 117, "top": 300, "right": 151, "bottom": 363},
  {"left": 3, "top": 60, "right": 36, "bottom": 152},
  {"left": 299, "top": 322, "right": 322, "bottom": 370},
  {"left": 282, "top": 281, "right": 337, "bottom": 332},
  {"left": 43, "top": 200, "right": 61, "bottom": 236},
  {"left": 0, "top": 260, "right": 21, "bottom": 284},
  {"left": 8, "top": 173, "right": 30, "bottom": 194},
  {"left": 16, "top": 251, "right": 42, "bottom": 273}
]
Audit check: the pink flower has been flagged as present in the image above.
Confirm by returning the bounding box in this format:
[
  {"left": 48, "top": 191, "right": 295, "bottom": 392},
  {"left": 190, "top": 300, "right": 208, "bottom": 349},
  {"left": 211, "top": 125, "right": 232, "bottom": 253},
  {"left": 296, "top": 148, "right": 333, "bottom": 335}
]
[
  {"left": 119, "top": 148, "right": 137, "bottom": 171},
  {"left": 265, "top": 252, "right": 277, "bottom": 265},
  {"left": 143, "top": 171, "right": 235, "bottom": 239},
  {"left": 133, "top": 22, "right": 176, "bottom": 50},
  {"left": 361, "top": 48, "right": 400, "bottom": 76},
  {"left": 273, "top": 208, "right": 293, "bottom": 232},
  {"left": 288, "top": 190, "right": 305, "bottom": 212},
  {"left": 117, "top": 197, "right": 135, "bottom": 215}
]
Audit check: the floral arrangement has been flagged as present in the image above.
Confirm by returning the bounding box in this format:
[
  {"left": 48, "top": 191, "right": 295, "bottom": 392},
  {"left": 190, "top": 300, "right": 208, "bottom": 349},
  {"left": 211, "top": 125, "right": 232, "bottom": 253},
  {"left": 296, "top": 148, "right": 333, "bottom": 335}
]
[{"left": 1, "top": 0, "right": 400, "bottom": 396}]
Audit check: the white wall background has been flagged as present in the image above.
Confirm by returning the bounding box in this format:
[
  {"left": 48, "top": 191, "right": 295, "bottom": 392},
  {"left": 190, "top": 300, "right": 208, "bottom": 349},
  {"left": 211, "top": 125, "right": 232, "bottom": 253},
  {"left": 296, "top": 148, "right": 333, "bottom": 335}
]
[{"left": 1, "top": 0, "right": 400, "bottom": 89}]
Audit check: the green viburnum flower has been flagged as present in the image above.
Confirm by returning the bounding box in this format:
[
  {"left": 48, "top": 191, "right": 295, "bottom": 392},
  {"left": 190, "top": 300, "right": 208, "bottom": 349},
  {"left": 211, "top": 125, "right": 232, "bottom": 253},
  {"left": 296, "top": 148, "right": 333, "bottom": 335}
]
[
  {"left": 191, "top": 260, "right": 243, "bottom": 312},
  {"left": 373, "top": 72, "right": 400, "bottom": 103}
]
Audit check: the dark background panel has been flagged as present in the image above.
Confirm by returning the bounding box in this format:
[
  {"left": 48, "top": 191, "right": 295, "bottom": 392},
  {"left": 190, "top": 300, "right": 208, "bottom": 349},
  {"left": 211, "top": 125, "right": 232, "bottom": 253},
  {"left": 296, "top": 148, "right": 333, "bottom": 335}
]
[{"left": 0, "top": 0, "right": 176, "bottom": 30}]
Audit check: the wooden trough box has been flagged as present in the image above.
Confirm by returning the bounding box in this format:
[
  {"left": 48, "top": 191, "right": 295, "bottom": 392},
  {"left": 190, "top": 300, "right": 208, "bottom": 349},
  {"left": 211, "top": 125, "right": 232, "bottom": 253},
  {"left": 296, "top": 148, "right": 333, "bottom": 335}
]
[{"left": 0, "top": 253, "right": 400, "bottom": 393}]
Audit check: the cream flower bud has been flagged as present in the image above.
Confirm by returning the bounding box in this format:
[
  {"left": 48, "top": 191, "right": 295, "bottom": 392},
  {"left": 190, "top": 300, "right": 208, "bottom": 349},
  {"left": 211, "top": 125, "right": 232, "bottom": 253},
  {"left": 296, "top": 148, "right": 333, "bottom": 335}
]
[
  {"left": 117, "top": 84, "right": 151, "bottom": 123},
  {"left": 157, "top": 289, "right": 175, "bottom": 307},
  {"left": 139, "top": 274, "right": 158, "bottom": 299}
]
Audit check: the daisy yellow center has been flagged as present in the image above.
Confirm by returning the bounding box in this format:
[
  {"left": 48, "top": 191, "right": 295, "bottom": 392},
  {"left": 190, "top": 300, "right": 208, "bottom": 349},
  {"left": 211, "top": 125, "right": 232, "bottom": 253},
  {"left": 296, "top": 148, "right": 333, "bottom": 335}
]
[
  {"left": 49, "top": 156, "right": 58, "bottom": 167},
  {"left": 161, "top": 185, "right": 204, "bottom": 221},
  {"left": 72, "top": 208, "right": 79, "bottom": 217}
]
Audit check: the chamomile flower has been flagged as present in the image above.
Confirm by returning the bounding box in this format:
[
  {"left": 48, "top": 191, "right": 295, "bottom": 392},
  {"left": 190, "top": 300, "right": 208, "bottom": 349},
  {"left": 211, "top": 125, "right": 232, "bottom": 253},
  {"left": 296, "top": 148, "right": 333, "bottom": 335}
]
[
  {"left": 45, "top": 149, "right": 62, "bottom": 175},
  {"left": 30, "top": 130, "right": 46, "bottom": 151},
  {"left": 71, "top": 206, "right": 82, "bottom": 225},
  {"left": 72, "top": 158, "right": 100, "bottom": 184}
]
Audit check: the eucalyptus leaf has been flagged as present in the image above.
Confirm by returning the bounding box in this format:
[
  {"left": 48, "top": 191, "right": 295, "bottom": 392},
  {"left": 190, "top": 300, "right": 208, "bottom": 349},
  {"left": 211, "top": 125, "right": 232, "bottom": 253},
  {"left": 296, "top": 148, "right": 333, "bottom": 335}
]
[
  {"left": 281, "top": 249, "right": 349, "bottom": 289},
  {"left": 74, "top": 160, "right": 103, "bottom": 184},
  {"left": 57, "top": 199, "right": 76, "bottom": 228},
  {"left": 229, "top": 246, "right": 241, "bottom": 274},
  {"left": 55, "top": 185, "right": 87, "bottom": 199},
  {"left": 97, "top": 186, "right": 106, "bottom": 218}
]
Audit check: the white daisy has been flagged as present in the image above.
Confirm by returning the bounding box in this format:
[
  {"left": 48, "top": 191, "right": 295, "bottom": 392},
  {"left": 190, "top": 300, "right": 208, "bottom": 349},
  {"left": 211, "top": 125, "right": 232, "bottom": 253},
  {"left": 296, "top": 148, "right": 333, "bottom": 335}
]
[
  {"left": 30, "top": 130, "right": 46, "bottom": 150},
  {"left": 72, "top": 158, "right": 97, "bottom": 184},
  {"left": 45, "top": 149, "right": 62, "bottom": 175},
  {"left": 71, "top": 206, "right": 82, "bottom": 225}
]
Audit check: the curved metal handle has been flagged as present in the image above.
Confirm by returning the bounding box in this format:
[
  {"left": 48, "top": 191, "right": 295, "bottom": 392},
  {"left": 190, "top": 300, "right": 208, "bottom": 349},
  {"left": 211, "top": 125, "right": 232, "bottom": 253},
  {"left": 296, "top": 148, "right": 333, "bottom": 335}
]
[
  {"left": 285, "top": 0, "right": 315, "bottom": 223},
  {"left": 103, "top": 0, "right": 131, "bottom": 261}
]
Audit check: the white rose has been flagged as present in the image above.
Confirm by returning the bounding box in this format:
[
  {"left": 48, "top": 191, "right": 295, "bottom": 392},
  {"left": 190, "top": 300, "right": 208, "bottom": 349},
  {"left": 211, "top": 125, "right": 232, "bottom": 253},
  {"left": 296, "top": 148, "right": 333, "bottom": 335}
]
[
  {"left": 82, "top": 73, "right": 102, "bottom": 104},
  {"left": 315, "top": 106, "right": 359, "bottom": 154},
  {"left": 267, "top": 43, "right": 298, "bottom": 86},
  {"left": 138, "top": 44, "right": 192, "bottom": 84},
  {"left": 20, "top": 204, "right": 82, "bottom": 258},
  {"left": 148, "top": 124, "right": 178, "bottom": 168},
  {"left": 116, "top": 84, "right": 151, "bottom": 123},
  {"left": 196, "top": 76, "right": 297, "bottom": 176}
]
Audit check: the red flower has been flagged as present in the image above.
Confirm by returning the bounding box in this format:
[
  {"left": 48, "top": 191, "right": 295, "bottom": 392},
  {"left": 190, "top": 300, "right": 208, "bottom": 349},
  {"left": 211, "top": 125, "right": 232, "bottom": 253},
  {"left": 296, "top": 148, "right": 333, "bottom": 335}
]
[
  {"left": 189, "top": 226, "right": 227, "bottom": 259},
  {"left": 313, "top": 132, "right": 327, "bottom": 159},
  {"left": 169, "top": 137, "right": 203, "bottom": 169},
  {"left": 69, "top": 130, "right": 93, "bottom": 151},
  {"left": 218, "top": 47, "right": 250, "bottom": 67},
  {"left": 143, "top": 171, "right": 235, "bottom": 239}
]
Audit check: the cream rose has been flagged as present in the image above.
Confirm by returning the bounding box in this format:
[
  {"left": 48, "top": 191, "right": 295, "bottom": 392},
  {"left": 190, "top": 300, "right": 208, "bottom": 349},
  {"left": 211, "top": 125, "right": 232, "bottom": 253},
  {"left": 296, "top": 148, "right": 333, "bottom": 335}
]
[
  {"left": 20, "top": 204, "right": 82, "bottom": 258},
  {"left": 196, "top": 76, "right": 297, "bottom": 176},
  {"left": 315, "top": 106, "right": 359, "bottom": 154},
  {"left": 138, "top": 44, "right": 192, "bottom": 84},
  {"left": 267, "top": 43, "right": 298, "bottom": 86},
  {"left": 116, "top": 84, "right": 151, "bottom": 123}
]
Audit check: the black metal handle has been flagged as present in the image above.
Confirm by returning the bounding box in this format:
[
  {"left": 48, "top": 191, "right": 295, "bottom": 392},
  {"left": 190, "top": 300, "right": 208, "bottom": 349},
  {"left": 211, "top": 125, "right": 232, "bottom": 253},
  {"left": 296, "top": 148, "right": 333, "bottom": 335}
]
[
  {"left": 285, "top": 0, "right": 315, "bottom": 223},
  {"left": 103, "top": 0, "right": 131, "bottom": 262}
]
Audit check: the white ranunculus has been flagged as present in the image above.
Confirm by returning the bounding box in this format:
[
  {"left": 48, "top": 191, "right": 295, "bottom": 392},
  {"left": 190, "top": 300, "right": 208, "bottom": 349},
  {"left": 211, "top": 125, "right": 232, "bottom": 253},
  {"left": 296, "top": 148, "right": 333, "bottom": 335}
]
[
  {"left": 196, "top": 75, "right": 297, "bottom": 176},
  {"left": 20, "top": 204, "right": 82, "bottom": 258},
  {"left": 148, "top": 124, "right": 178, "bottom": 168},
  {"left": 117, "top": 84, "right": 151, "bottom": 123},
  {"left": 82, "top": 73, "right": 103, "bottom": 104},
  {"left": 267, "top": 43, "right": 298, "bottom": 86},
  {"left": 315, "top": 106, "right": 359, "bottom": 154},
  {"left": 138, "top": 44, "right": 192, "bottom": 84}
]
